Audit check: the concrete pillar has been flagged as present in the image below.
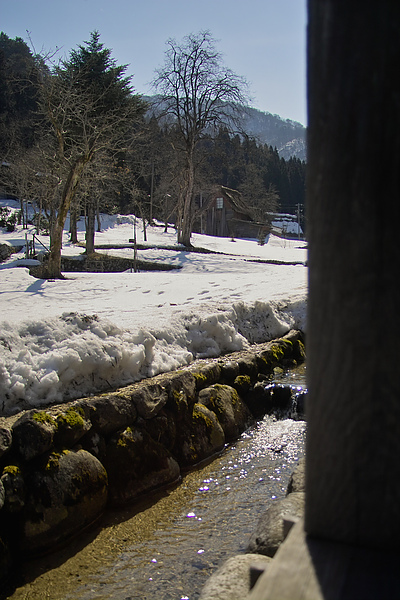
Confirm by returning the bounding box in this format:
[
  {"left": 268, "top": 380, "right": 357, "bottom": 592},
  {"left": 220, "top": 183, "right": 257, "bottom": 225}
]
[{"left": 306, "top": 0, "right": 400, "bottom": 548}]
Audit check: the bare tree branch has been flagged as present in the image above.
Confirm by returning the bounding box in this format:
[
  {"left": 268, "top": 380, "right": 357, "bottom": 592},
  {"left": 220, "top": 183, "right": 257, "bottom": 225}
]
[{"left": 152, "top": 31, "right": 249, "bottom": 246}]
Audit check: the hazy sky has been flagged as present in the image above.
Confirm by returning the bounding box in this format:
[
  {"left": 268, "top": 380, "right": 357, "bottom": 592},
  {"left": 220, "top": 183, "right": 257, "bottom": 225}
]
[{"left": 2, "top": 0, "right": 307, "bottom": 125}]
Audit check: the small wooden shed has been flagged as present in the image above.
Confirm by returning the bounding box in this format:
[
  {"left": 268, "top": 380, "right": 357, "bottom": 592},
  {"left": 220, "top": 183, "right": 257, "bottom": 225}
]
[{"left": 203, "top": 186, "right": 268, "bottom": 240}]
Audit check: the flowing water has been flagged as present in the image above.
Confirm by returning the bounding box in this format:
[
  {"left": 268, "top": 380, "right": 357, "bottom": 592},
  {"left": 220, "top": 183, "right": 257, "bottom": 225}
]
[{"left": 5, "top": 365, "right": 306, "bottom": 600}]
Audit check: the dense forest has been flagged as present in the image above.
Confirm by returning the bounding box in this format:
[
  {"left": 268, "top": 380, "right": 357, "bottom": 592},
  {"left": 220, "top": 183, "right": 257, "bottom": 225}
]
[{"left": 0, "top": 31, "right": 306, "bottom": 250}]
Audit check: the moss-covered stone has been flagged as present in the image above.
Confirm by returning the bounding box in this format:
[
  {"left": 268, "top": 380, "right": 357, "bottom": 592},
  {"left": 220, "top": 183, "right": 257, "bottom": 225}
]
[
  {"left": 237, "top": 355, "right": 259, "bottom": 378},
  {"left": 164, "top": 371, "right": 197, "bottom": 415},
  {"left": 293, "top": 339, "right": 306, "bottom": 362},
  {"left": 0, "top": 327, "right": 305, "bottom": 580},
  {"left": 44, "top": 449, "right": 70, "bottom": 472},
  {"left": 192, "top": 371, "right": 209, "bottom": 389},
  {"left": 12, "top": 411, "right": 58, "bottom": 461},
  {"left": 257, "top": 343, "right": 288, "bottom": 375},
  {"left": 2, "top": 465, "right": 21, "bottom": 477},
  {"left": 130, "top": 383, "right": 168, "bottom": 419},
  {"left": 21, "top": 449, "right": 108, "bottom": 553},
  {"left": 79, "top": 430, "right": 107, "bottom": 461},
  {"left": 84, "top": 392, "right": 137, "bottom": 436},
  {"left": 187, "top": 403, "right": 225, "bottom": 466},
  {"left": 57, "top": 407, "right": 85, "bottom": 429},
  {"left": 1, "top": 465, "right": 26, "bottom": 513},
  {"left": 233, "top": 374, "right": 252, "bottom": 396},
  {"left": 191, "top": 363, "right": 222, "bottom": 390},
  {"left": 167, "top": 388, "right": 188, "bottom": 416},
  {"left": 104, "top": 425, "right": 180, "bottom": 505},
  {"left": 55, "top": 407, "right": 91, "bottom": 448},
  {"left": 197, "top": 384, "right": 252, "bottom": 442},
  {"left": 31, "top": 411, "right": 56, "bottom": 426},
  {"left": 142, "top": 409, "right": 177, "bottom": 452},
  {"left": 0, "top": 427, "right": 12, "bottom": 459},
  {"left": 220, "top": 360, "right": 240, "bottom": 382}
]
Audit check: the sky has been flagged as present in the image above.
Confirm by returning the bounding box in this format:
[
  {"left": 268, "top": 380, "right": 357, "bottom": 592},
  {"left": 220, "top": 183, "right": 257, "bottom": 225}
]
[
  {"left": 0, "top": 198, "right": 307, "bottom": 416},
  {"left": 1, "top": 0, "right": 308, "bottom": 125}
]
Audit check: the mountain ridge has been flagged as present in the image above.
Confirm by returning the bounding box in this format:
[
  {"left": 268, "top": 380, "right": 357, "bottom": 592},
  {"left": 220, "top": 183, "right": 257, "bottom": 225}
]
[
  {"left": 145, "top": 96, "right": 307, "bottom": 161},
  {"left": 239, "top": 105, "right": 306, "bottom": 160}
]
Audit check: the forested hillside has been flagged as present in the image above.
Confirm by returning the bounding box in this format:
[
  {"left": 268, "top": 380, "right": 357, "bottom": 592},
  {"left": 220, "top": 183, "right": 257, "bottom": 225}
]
[{"left": 239, "top": 105, "right": 306, "bottom": 161}]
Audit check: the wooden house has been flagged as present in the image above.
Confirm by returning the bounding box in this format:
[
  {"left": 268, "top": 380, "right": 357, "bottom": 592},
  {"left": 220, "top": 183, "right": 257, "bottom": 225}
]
[{"left": 200, "top": 186, "right": 270, "bottom": 240}]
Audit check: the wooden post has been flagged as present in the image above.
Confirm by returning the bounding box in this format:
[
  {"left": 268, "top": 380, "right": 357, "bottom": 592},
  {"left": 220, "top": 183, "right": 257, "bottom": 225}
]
[{"left": 306, "top": 0, "right": 400, "bottom": 549}]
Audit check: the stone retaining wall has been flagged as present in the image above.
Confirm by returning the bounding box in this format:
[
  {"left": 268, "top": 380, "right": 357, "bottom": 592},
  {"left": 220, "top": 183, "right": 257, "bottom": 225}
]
[{"left": 0, "top": 330, "right": 305, "bottom": 582}]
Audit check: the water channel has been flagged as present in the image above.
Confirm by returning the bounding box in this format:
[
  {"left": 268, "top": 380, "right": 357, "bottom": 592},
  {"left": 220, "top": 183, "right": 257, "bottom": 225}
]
[{"left": 5, "top": 366, "right": 307, "bottom": 600}]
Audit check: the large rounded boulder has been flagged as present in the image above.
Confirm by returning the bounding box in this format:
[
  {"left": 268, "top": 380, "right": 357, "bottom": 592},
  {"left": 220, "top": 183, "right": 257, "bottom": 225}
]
[{"left": 20, "top": 449, "right": 108, "bottom": 553}]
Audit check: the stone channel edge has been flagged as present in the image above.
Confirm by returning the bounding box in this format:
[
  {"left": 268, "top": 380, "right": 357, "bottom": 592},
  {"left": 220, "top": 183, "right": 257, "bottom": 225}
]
[{"left": 0, "top": 329, "right": 306, "bottom": 588}]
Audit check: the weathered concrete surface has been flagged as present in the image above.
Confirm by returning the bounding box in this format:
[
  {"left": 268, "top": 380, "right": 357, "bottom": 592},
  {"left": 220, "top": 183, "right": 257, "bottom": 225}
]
[
  {"left": 286, "top": 457, "right": 306, "bottom": 494},
  {"left": 246, "top": 492, "right": 305, "bottom": 557},
  {"left": 246, "top": 520, "right": 400, "bottom": 600},
  {"left": 199, "top": 554, "right": 272, "bottom": 600}
]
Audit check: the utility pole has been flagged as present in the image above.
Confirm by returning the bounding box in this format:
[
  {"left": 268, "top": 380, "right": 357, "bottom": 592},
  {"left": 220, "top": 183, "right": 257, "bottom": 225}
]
[
  {"left": 149, "top": 159, "right": 154, "bottom": 225},
  {"left": 132, "top": 216, "right": 138, "bottom": 273}
]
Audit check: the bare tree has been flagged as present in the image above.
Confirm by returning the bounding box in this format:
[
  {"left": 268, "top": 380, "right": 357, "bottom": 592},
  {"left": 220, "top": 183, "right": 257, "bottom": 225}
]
[
  {"left": 152, "top": 31, "right": 249, "bottom": 246},
  {"left": 77, "top": 153, "right": 117, "bottom": 255},
  {"left": 34, "top": 32, "right": 147, "bottom": 278},
  {"left": 2, "top": 139, "right": 61, "bottom": 235}
]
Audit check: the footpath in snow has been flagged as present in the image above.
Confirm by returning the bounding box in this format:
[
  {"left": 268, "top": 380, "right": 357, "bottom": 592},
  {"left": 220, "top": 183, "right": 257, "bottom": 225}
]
[{"left": 0, "top": 200, "right": 307, "bottom": 416}]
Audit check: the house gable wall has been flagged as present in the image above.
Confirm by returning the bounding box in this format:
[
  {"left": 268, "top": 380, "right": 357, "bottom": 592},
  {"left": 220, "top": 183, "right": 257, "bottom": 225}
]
[{"left": 205, "top": 188, "right": 255, "bottom": 238}]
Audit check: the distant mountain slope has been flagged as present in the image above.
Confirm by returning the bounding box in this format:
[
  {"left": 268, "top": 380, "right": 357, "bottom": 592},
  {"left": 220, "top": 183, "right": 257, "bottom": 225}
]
[
  {"left": 145, "top": 97, "right": 307, "bottom": 161},
  {"left": 240, "top": 106, "right": 307, "bottom": 161}
]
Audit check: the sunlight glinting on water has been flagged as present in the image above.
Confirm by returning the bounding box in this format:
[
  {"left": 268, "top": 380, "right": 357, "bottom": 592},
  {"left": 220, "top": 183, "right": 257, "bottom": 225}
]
[{"left": 65, "top": 413, "right": 306, "bottom": 600}]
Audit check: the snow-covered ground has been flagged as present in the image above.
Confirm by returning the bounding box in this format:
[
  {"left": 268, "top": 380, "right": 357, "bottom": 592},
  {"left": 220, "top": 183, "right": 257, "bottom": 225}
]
[{"left": 0, "top": 199, "right": 307, "bottom": 416}]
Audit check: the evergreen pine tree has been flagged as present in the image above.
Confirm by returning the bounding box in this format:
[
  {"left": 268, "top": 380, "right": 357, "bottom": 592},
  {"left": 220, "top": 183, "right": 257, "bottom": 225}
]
[{"left": 39, "top": 31, "right": 147, "bottom": 278}]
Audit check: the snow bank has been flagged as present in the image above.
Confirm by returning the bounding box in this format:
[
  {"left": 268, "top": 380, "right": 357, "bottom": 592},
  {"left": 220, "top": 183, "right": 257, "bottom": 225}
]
[
  {"left": 0, "top": 204, "right": 307, "bottom": 416},
  {"left": 0, "top": 297, "right": 304, "bottom": 416}
]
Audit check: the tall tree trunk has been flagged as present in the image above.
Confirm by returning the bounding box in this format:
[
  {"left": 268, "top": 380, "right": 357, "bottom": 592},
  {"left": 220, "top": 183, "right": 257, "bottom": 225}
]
[
  {"left": 178, "top": 157, "right": 195, "bottom": 246},
  {"left": 142, "top": 212, "right": 147, "bottom": 242},
  {"left": 175, "top": 191, "right": 184, "bottom": 242},
  {"left": 19, "top": 199, "right": 26, "bottom": 229},
  {"left": 44, "top": 157, "right": 88, "bottom": 279},
  {"left": 96, "top": 198, "right": 101, "bottom": 232},
  {"left": 69, "top": 199, "right": 79, "bottom": 244},
  {"left": 85, "top": 197, "right": 96, "bottom": 255},
  {"left": 37, "top": 198, "right": 43, "bottom": 235}
]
